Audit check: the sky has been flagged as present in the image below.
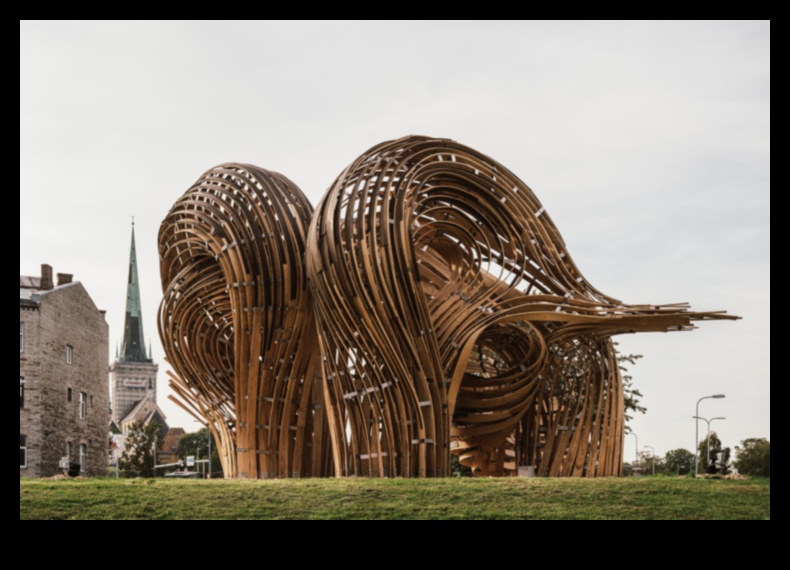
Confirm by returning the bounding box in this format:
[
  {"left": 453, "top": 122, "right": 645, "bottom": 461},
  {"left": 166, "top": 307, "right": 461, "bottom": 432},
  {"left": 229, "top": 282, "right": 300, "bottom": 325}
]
[{"left": 20, "top": 20, "right": 770, "bottom": 462}]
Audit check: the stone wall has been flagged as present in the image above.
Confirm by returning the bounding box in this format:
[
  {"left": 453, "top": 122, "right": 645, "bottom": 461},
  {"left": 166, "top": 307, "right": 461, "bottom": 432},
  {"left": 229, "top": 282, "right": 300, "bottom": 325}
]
[{"left": 20, "top": 282, "right": 109, "bottom": 477}]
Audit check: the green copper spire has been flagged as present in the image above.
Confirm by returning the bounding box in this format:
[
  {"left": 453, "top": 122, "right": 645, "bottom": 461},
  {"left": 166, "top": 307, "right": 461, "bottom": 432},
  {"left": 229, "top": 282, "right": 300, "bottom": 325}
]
[{"left": 121, "top": 220, "right": 149, "bottom": 362}]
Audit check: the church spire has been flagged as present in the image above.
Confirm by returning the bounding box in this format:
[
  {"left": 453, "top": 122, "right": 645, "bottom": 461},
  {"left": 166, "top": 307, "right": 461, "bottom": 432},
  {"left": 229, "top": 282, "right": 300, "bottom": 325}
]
[{"left": 120, "top": 219, "right": 149, "bottom": 362}]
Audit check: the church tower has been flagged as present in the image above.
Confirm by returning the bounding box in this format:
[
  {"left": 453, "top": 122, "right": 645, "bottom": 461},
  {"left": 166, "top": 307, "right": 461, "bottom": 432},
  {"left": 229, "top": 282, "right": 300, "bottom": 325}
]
[{"left": 110, "top": 222, "right": 159, "bottom": 427}]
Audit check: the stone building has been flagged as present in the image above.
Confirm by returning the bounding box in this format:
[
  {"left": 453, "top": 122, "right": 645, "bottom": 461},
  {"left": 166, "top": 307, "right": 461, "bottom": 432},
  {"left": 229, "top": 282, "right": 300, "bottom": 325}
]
[
  {"left": 20, "top": 264, "right": 109, "bottom": 477},
  {"left": 110, "top": 224, "right": 161, "bottom": 429}
]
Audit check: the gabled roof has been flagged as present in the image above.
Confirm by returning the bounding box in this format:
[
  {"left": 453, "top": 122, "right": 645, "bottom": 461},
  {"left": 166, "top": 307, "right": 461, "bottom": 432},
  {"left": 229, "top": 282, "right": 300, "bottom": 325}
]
[
  {"left": 20, "top": 275, "right": 41, "bottom": 289},
  {"left": 120, "top": 396, "right": 169, "bottom": 433}
]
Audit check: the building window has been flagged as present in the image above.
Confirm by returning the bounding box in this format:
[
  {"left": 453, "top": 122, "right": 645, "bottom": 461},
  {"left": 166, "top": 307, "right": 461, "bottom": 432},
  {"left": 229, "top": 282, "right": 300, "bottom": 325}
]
[
  {"left": 20, "top": 435, "right": 27, "bottom": 468},
  {"left": 66, "top": 344, "right": 73, "bottom": 364},
  {"left": 20, "top": 322, "right": 24, "bottom": 353},
  {"left": 67, "top": 387, "right": 72, "bottom": 402},
  {"left": 79, "top": 443, "right": 87, "bottom": 472},
  {"left": 79, "top": 392, "right": 87, "bottom": 419},
  {"left": 20, "top": 377, "right": 25, "bottom": 409}
]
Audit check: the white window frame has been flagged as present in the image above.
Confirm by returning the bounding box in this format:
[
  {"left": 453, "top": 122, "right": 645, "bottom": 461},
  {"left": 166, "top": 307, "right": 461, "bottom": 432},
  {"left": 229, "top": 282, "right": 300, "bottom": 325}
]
[
  {"left": 20, "top": 322, "right": 24, "bottom": 353},
  {"left": 79, "top": 391, "right": 87, "bottom": 419},
  {"left": 20, "top": 435, "right": 27, "bottom": 468},
  {"left": 79, "top": 443, "right": 87, "bottom": 472},
  {"left": 66, "top": 344, "right": 73, "bottom": 364}
]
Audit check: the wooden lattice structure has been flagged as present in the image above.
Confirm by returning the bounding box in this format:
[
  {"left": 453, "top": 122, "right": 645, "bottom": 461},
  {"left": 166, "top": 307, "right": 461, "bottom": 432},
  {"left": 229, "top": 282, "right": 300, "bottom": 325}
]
[
  {"left": 159, "top": 136, "right": 736, "bottom": 479},
  {"left": 158, "top": 164, "right": 332, "bottom": 478}
]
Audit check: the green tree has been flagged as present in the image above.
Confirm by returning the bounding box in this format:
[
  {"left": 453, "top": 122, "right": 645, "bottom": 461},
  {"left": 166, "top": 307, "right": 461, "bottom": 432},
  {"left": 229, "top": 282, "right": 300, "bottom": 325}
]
[
  {"left": 119, "top": 420, "right": 163, "bottom": 478},
  {"left": 734, "top": 438, "right": 770, "bottom": 477},
  {"left": 179, "top": 427, "right": 222, "bottom": 477},
  {"left": 549, "top": 341, "right": 644, "bottom": 434},
  {"left": 450, "top": 453, "right": 472, "bottom": 477},
  {"left": 696, "top": 431, "right": 730, "bottom": 474},
  {"left": 637, "top": 449, "right": 664, "bottom": 475},
  {"left": 616, "top": 346, "right": 645, "bottom": 433},
  {"left": 664, "top": 448, "right": 694, "bottom": 475}
]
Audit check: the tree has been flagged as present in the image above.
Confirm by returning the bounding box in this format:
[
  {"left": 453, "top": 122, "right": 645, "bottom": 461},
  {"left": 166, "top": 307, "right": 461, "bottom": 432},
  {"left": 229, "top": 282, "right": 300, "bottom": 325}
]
[
  {"left": 696, "top": 431, "right": 730, "bottom": 474},
  {"left": 616, "top": 345, "right": 645, "bottom": 433},
  {"left": 734, "top": 438, "right": 770, "bottom": 477},
  {"left": 119, "top": 420, "right": 163, "bottom": 478},
  {"left": 450, "top": 453, "right": 472, "bottom": 477},
  {"left": 637, "top": 449, "right": 664, "bottom": 475},
  {"left": 179, "top": 427, "right": 222, "bottom": 477},
  {"left": 664, "top": 448, "right": 694, "bottom": 475}
]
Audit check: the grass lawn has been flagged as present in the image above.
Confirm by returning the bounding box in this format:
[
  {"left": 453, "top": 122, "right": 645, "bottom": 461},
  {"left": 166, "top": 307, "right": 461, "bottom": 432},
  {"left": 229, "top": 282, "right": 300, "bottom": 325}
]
[{"left": 20, "top": 476, "right": 769, "bottom": 520}]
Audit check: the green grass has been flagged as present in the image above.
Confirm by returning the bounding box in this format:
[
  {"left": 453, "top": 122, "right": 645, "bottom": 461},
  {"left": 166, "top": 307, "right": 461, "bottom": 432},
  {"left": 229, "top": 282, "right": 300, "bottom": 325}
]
[{"left": 20, "top": 476, "right": 770, "bottom": 520}]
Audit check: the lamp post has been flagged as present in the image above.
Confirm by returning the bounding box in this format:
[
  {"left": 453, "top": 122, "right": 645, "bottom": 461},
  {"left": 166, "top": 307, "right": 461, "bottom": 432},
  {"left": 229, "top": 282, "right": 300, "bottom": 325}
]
[
  {"left": 207, "top": 429, "right": 212, "bottom": 479},
  {"left": 694, "top": 394, "right": 725, "bottom": 475},
  {"left": 643, "top": 445, "right": 655, "bottom": 475},
  {"left": 693, "top": 415, "right": 726, "bottom": 466},
  {"left": 627, "top": 431, "right": 639, "bottom": 475}
]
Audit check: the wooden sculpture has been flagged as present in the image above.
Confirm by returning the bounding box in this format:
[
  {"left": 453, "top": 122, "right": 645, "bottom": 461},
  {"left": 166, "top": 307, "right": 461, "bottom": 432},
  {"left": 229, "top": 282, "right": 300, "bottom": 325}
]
[
  {"left": 158, "top": 164, "right": 332, "bottom": 478},
  {"left": 159, "top": 136, "right": 736, "bottom": 479}
]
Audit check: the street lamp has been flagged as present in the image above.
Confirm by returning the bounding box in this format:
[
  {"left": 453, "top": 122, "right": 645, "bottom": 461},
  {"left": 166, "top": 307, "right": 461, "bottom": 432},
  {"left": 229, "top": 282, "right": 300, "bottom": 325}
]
[
  {"left": 207, "top": 429, "right": 212, "bottom": 479},
  {"left": 626, "top": 431, "right": 639, "bottom": 475},
  {"left": 693, "top": 415, "right": 726, "bottom": 467},
  {"left": 643, "top": 445, "right": 655, "bottom": 475},
  {"left": 694, "top": 394, "right": 725, "bottom": 475}
]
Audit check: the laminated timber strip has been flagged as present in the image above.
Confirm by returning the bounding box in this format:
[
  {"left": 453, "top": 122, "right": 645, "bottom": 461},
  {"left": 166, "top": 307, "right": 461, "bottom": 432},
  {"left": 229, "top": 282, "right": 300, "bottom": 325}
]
[{"left": 159, "top": 137, "right": 738, "bottom": 479}]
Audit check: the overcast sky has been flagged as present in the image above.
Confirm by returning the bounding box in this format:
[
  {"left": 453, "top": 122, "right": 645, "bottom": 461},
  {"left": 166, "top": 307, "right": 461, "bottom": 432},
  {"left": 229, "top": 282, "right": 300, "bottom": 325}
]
[{"left": 20, "top": 20, "right": 769, "bottom": 462}]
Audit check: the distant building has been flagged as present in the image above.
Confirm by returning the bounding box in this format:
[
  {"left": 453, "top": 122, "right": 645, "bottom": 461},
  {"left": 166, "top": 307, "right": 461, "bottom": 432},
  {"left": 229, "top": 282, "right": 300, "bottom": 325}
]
[
  {"left": 158, "top": 427, "right": 186, "bottom": 465},
  {"left": 110, "top": 400, "right": 171, "bottom": 469},
  {"left": 110, "top": 223, "right": 162, "bottom": 430},
  {"left": 120, "top": 398, "right": 169, "bottom": 434},
  {"left": 20, "top": 264, "right": 109, "bottom": 477}
]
